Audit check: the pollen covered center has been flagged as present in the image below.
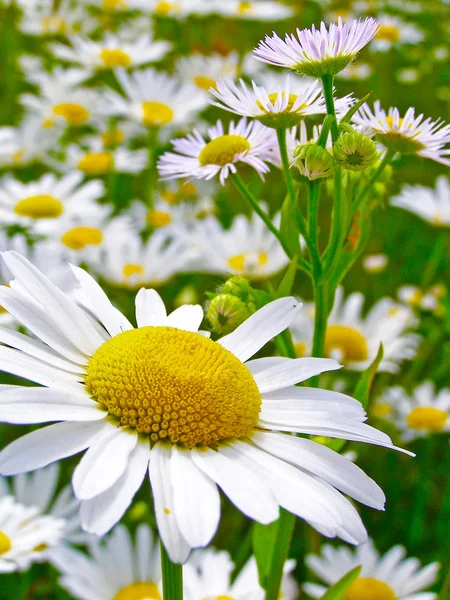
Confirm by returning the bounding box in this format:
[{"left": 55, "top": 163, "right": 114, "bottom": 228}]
[
  {"left": 85, "top": 326, "right": 261, "bottom": 447},
  {"left": 0, "top": 531, "right": 12, "bottom": 555},
  {"left": 100, "top": 48, "right": 132, "bottom": 68},
  {"left": 77, "top": 152, "right": 114, "bottom": 174},
  {"left": 406, "top": 407, "right": 448, "bottom": 431},
  {"left": 61, "top": 227, "right": 103, "bottom": 250},
  {"left": 344, "top": 578, "right": 396, "bottom": 600},
  {"left": 325, "top": 325, "right": 368, "bottom": 362},
  {"left": 52, "top": 103, "right": 90, "bottom": 125},
  {"left": 114, "top": 582, "right": 161, "bottom": 600},
  {"left": 199, "top": 135, "right": 251, "bottom": 167},
  {"left": 14, "top": 195, "right": 63, "bottom": 219},
  {"left": 141, "top": 101, "right": 174, "bottom": 126}
]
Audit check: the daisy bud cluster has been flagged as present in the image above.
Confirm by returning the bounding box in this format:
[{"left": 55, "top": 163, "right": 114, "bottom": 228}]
[
  {"left": 293, "top": 144, "right": 335, "bottom": 180},
  {"left": 207, "top": 275, "right": 257, "bottom": 334}
]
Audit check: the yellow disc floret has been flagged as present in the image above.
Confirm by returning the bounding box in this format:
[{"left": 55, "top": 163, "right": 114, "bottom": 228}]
[
  {"left": 376, "top": 25, "right": 400, "bottom": 43},
  {"left": 52, "top": 103, "right": 90, "bottom": 125},
  {"left": 406, "top": 407, "right": 448, "bottom": 432},
  {"left": 199, "top": 135, "right": 251, "bottom": 167},
  {"left": 194, "top": 75, "right": 217, "bottom": 91},
  {"left": 345, "top": 578, "right": 396, "bottom": 600},
  {"left": 114, "top": 582, "right": 161, "bottom": 600},
  {"left": 85, "top": 326, "right": 261, "bottom": 447},
  {"left": 154, "top": 1, "right": 181, "bottom": 14},
  {"left": 61, "top": 227, "right": 103, "bottom": 250},
  {"left": 148, "top": 210, "right": 172, "bottom": 228},
  {"left": 141, "top": 102, "right": 174, "bottom": 126},
  {"left": 325, "top": 325, "right": 369, "bottom": 363},
  {"left": 14, "top": 195, "right": 63, "bottom": 219},
  {"left": 77, "top": 152, "right": 114, "bottom": 175},
  {"left": 100, "top": 48, "right": 132, "bottom": 68},
  {"left": 0, "top": 531, "right": 12, "bottom": 555}
]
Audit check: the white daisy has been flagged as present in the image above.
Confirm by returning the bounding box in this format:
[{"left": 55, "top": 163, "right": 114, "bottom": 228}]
[
  {"left": 291, "top": 287, "right": 420, "bottom": 372},
  {"left": 362, "top": 254, "right": 389, "bottom": 273},
  {"left": 379, "top": 383, "right": 450, "bottom": 442},
  {"left": 102, "top": 68, "right": 208, "bottom": 128},
  {"left": 24, "top": 65, "right": 91, "bottom": 91},
  {"left": 176, "top": 52, "right": 240, "bottom": 92},
  {"left": 304, "top": 538, "right": 439, "bottom": 600},
  {"left": 0, "top": 172, "right": 105, "bottom": 231},
  {"left": 0, "top": 252, "right": 405, "bottom": 563},
  {"left": 391, "top": 177, "right": 450, "bottom": 227},
  {"left": 370, "top": 15, "right": 424, "bottom": 52},
  {"left": 337, "top": 62, "right": 372, "bottom": 80},
  {"left": 398, "top": 285, "right": 446, "bottom": 314},
  {"left": 181, "top": 212, "right": 290, "bottom": 278},
  {"left": 129, "top": 198, "right": 199, "bottom": 231},
  {"left": 50, "top": 33, "right": 171, "bottom": 73},
  {"left": 0, "top": 117, "right": 54, "bottom": 168},
  {"left": 56, "top": 524, "right": 162, "bottom": 600},
  {"left": 254, "top": 18, "right": 380, "bottom": 77},
  {"left": 19, "top": 0, "right": 95, "bottom": 36},
  {"left": 352, "top": 101, "right": 450, "bottom": 165},
  {"left": 209, "top": 0, "right": 294, "bottom": 20},
  {"left": 184, "top": 547, "right": 298, "bottom": 600},
  {"left": 106, "top": 0, "right": 211, "bottom": 16},
  {"left": 158, "top": 118, "right": 278, "bottom": 185}
]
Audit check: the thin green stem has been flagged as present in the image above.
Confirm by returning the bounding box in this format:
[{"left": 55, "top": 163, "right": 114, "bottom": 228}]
[
  {"left": 323, "top": 167, "right": 343, "bottom": 273},
  {"left": 321, "top": 75, "right": 339, "bottom": 143},
  {"left": 307, "top": 181, "right": 322, "bottom": 278},
  {"left": 276, "top": 128, "right": 296, "bottom": 202},
  {"left": 161, "top": 542, "right": 183, "bottom": 600},
  {"left": 264, "top": 510, "right": 296, "bottom": 600},
  {"left": 311, "top": 278, "right": 329, "bottom": 387},
  {"left": 146, "top": 126, "right": 159, "bottom": 212},
  {"left": 352, "top": 149, "right": 395, "bottom": 216},
  {"left": 421, "top": 231, "right": 447, "bottom": 287}
]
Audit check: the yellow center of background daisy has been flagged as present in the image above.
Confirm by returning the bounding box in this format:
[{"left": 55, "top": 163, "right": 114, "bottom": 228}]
[
  {"left": 52, "top": 103, "right": 90, "bottom": 125},
  {"left": 194, "top": 75, "right": 217, "bottom": 90},
  {"left": 61, "top": 227, "right": 103, "bottom": 250},
  {"left": 373, "top": 403, "right": 393, "bottom": 418},
  {"left": 114, "top": 582, "right": 161, "bottom": 600},
  {"left": 41, "top": 15, "right": 68, "bottom": 34},
  {"left": 77, "top": 152, "right": 114, "bottom": 174},
  {"left": 103, "top": 0, "right": 128, "bottom": 9},
  {"left": 227, "top": 252, "right": 268, "bottom": 274},
  {"left": 85, "top": 326, "right": 261, "bottom": 447},
  {"left": 148, "top": 210, "right": 172, "bottom": 228},
  {"left": 141, "top": 102, "right": 174, "bottom": 126},
  {"left": 344, "top": 578, "right": 396, "bottom": 600},
  {"left": 122, "top": 263, "right": 145, "bottom": 280},
  {"left": 238, "top": 1, "right": 252, "bottom": 14},
  {"left": 294, "top": 342, "right": 308, "bottom": 358},
  {"left": 324, "top": 325, "right": 369, "bottom": 362},
  {"left": 406, "top": 407, "right": 447, "bottom": 431},
  {"left": 199, "top": 135, "right": 251, "bottom": 167},
  {"left": 14, "top": 195, "right": 63, "bottom": 219},
  {"left": 101, "top": 129, "right": 125, "bottom": 147},
  {"left": 100, "top": 48, "right": 132, "bottom": 68},
  {"left": 376, "top": 25, "right": 400, "bottom": 43},
  {"left": 257, "top": 92, "right": 306, "bottom": 113},
  {"left": 0, "top": 531, "right": 12, "bottom": 555}
]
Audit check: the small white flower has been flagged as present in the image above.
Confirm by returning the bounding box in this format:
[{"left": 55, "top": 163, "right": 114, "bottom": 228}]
[
  {"left": 353, "top": 101, "right": 450, "bottom": 165},
  {"left": 304, "top": 538, "right": 439, "bottom": 600},
  {"left": 391, "top": 177, "right": 450, "bottom": 227},
  {"left": 158, "top": 118, "right": 278, "bottom": 185},
  {"left": 398, "top": 284, "right": 446, "bottom": 314},
  {"left": 254, "top": 18, "right": 380, "bottom": 77},
  {"left": 19, "top": 0, "right": 95, "bottom": 36},
  {"left": 337, "top": 62, "right": 372, "bottom": 80},
  {"left": 209, "top": 0, "right": 294, "bottom": 20},
  {"left": 176, "top": 52, "right": 240, "bottom": 91},
  {"left": 362, "top": 254, "right": 389, "bottom": 273},
  {"left": 370, "top": 14, "right": 424, "bottom": 52},
  {"left": 0, "top": 117, "right": 54, "bottom": 167}
]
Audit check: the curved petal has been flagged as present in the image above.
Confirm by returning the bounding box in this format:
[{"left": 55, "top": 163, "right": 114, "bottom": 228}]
[
  {"left": 254, "top": 358, "right": 341, "bottom": 393},
  {"left": 165, "top": 305, "right": 204, "bottom": 332},
  {"left": 135, "top": 289, "right": 167, "bottom": 328}
]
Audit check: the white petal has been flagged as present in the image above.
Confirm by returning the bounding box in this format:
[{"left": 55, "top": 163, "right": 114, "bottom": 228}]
[
  {"left": 0, "top": 420, "right": 111, "bottom": 475},
  {"left": 80, "top": 438, "right": 150, "bottom": 536},
  {"left": 253, "top": 358, "right": 341, "bottom": 393},
  {"left": 135, "top": 289, "right": 167, "bottom": 328},
  {"left": 149, "top": 443, "right": 191, "bottom": 564},
  {"left": 171, "top": 445, "right": 220, "bottom": 548},
  {"left": 192, "top": 446, "right": 279, "bottom": 524},
  {"left": 0, "top": 387, "right": 106, "bottom": 424},
  {"left": 219, "top": 297, "right": 302, "bottom": 362},
  {"left": 165, "top": 305, "right": 204, "bottom": 332},
  {"left": 72, "top": 428, "right": 138, "bottom": 500}
]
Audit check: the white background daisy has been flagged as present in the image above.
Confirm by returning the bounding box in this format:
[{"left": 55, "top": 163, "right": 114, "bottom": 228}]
[
  {"left": 176, "top": 52, "right": 240, "bottom": 91},
  {"left": 391, "top": 177, "right": 450, "bottom": 227},
  {"left": 370, "top": 14, "right": 424, "bottom": 52},
  {"left": 209, "top": 0, "right": 294, "bottom": 21}
]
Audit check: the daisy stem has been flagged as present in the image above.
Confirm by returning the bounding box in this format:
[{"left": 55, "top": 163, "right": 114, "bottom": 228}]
[
  {"left": 146, "top": 126, "right": 159, "bottom": 212},
  {"left": 161, "top": 541, "right": 183, "bottom": 600},
  {"left": 320, "top": 75, "right": 340, "bottom": 144},
  {"left": 307, "top": 181, "right": 322, "bottom": 277},
  {"left": 351, "top": 149, "right": 395, "bottom": 217},
  {"left": 276, "top": 128, "right": 296, "bottom": 202},
  {"left": 311, "top": 278, "right": 329, "bottom": 383},
  {"left": 264, "top": 510, "right": 296, "bottom": 600}
]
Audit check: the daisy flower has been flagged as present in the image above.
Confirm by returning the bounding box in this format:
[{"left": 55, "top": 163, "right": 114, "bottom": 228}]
[
  {"left": 0, "top": 117, "right": 54, "bottom": 168},
  {"left": 184, "top": 547, "right": 298, "bottom": 600},
  {"left": 129, "top": 0, "right": 212, "bottom": 16},
  {"left": 209, "top": 0, "right": 294, "bottom": 20},
  {"left": 182, "top": 212, "right": 291, "bottom": 278},
  {"left": 102, "top": 68, "right": 208, "bottom": 129},
  {"left": 291, "top": 288, "right": 420, "bottom": 372},
  {"left": 158, "top": 118, "right": 278, "bottom": 185},
  {"left": 304, "top": 538, "right": 439, "bottom": 600},
  {"left": 176, "top": 52, "right": 240, "bottom": 92},
  {"left": 0, "top": 172, "right": 105, "bottom": 231},
  {"left": 370, "top": 15, "right": 424, "bottom": 52},
  {"left": 50, "top": 33, "right": 171, "bottom": 73},
  {"left": 254, "top": 18, "right": 380, "bottom": 78},
  {"left": 379, "top": 383, "right": 450, "bottom": 442},
  {"left": 0, "top": 252, "right": 405, "bottom": 562},
  {"left": 337, "top": 62, "right": 372, "bottom": 80},
  {"left": 19, "top": 0, "right": 94, "bottom": 36},
  {"left": 398, "top": 285, "right": 446, "bottom": 314},
  {"left": 0, "top": 496, "right": 66, "bottom": 573},
  {"left": 362, "top": 254, "right": 389, "bottom": 273},
  {"left": 391, "top": 177, "right": 450, "bottom": 227},
  {"left": 56, "top": 524, "right": 162, "bottom": 600},
  {"left": 352, "top": 101, "right": 450, "bottom": 165},
  {"left": 129, "top": 198, "right": 197, "bottom": 231}
]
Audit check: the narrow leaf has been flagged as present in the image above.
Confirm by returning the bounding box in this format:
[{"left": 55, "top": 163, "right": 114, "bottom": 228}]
[
  {"left": 354, "top": 343, "right": 384, "bottom": 408},
  {"left": 340, "top": 91, "right": 373, "bottom": 125},
  {"left": 276, "top": 254, "right": 298, "bottom": 298},
  {"left": 320, "top": 566, "right": 362, "bottom": 600},
  {"left": 279, "top": 194, "right": 301, "bottom": 256},
  {"left": 252, "top": 520, "right": 279, "bottom": 588},
  {"left": 317, "top": 115, "right": 335, "bottom": 148}
]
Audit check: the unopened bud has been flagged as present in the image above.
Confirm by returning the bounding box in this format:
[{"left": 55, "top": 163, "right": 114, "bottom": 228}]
[
  {"left": 293, "top": 144, "right": 335, "bottom": 180},
  {"left": 332, "top": 132, "right": 378, "bottom": 171},
  {"left": 208, "top": 294, "right": 252, "bottom": 335}
]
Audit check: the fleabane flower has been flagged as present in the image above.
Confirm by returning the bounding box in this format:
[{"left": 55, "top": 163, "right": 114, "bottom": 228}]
[
  {"left": 352, "top": 101, "right": 450, "bottom": 165},
  {"left": 158, "top": 118, "right": 278, "bottom": 185},
  {"left": 304, "top": 538, "right": 439, "bottom": 600},
  {"left": 0, "top": 252, "right": 403, "bottom": 563},
  {"left": 371, "top": 14, "right": 424, "bottom": 52},
  {"left": 176, "top": 52, "right": 240, "bottom": 92},
  {"left": 254, "top": 18, "right": 380, "bottom": 77},
  {"left": 391, "top": 177, "right": 450, "bottom": 227},
  {"left": 378, "top": 383, "right": 450, "bottom": 442}
]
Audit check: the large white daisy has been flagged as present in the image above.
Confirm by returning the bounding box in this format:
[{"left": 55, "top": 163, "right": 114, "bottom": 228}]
[{"left": 0, "top": 252, "right": 405, "bottom": 563}]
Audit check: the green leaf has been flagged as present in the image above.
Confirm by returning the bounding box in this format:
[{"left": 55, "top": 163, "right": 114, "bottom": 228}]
[
  {"left": 276, "top": 253, "right": 298, "bottom": 298},
  {"left": 320, "top": 566, "right": 362, "bottom": 600},
  {"left": 279, "top": 193, "right": 301, "bottom": 256},
  {"left": 252, "top": 520, "right": 280, "bottom": 588},
  {"left": 317, "top": 114, "right": 335, "bottom": 148},
  {"left": 354, "top": 343, "right": 384, "bottom": 408},
  {"left": 340, "top": 91, "right": 372, "bottom": 125}
]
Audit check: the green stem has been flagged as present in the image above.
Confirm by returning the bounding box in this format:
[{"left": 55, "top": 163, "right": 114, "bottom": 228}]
[
  {"left": 276, "top": 128, "right": 296, "bottom": 202},
  {"left": 321, "top": 75, "right": 339, "bottom": 143},
  {"left": 307, "top": 181, "right": 322, "bottom": 278},
  {"left": 146, "top": 126, "right": 159, "bottom": 211},
  {"left": 264, "top": 510, "right": 296, "bottom": 600},
  {"left": 161, "top": 542, "right": 183, "bottom": 600},
  {"left": 409, "top": 438, "right": 434, "bottom": 548},
  {"left": 352, "top": 149, "right": 395, "bottom": 216},
  {"left": 323, "top": 167, "right": 342, "bottom": 273},
  {"left": 421, "top": 231, "right": 447, "bottom": 287},
  {"left": 311, "top": 279, "right": 329, "bottom": 365}
]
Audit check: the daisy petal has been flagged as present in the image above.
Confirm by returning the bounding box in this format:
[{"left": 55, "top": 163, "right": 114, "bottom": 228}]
[
  {"left": 165, "top": 305, "right": 204, "bottom": 332},
  {"left": 253, "top": 357, "right": 341, "bottom": 392},
  {"left": 135, "top": 289, "right": 167, "bottom": 328}
]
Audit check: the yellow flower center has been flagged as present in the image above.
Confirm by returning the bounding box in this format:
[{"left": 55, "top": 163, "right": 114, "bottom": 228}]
[
  {"left": 257, "top": 92, "right": 306, "bottom": 114},
  {"left": 294, "top": 342, "right": 308, "bottom": 358},
  {"left": 100, "top": 48, "right": 132, "bottom": 68},
  {"left": 376, "top": 25, "right": 400, "bottom": 42},
  {"left": 324, "top": 325, "right": 369, "bottom": 362},
  {"left": 227, "top": 252, "right": 268, "bottom": 275},
  {"left": 154, "top": 1, "right": 182, "bottom": 15},
  {"left": 52, "top": 103, "right": 90, "bottom": 125},
  {"left": 199, "top": 135, "right": 251, "bottom": 167},
  {"left": 373, "top": 403, "right": 393, "bottom": 418},
  {"left": 148, "top": 210, "right": 172, "bottom": 228},
  {"left": 161, "top": 190, "right": 179, "bottom": 205},
  {"left": 61, "top": 227, "right": 103, "bottom": 250},
  {"left": 103, "top": 0, "right": 128, "bottom": 9},
  {"left": 0, "top": 531, "right": 12, "bottom": 555},
  {"left": 101, "top": 129, "right": 125, "bottom": 147},
  {"left": 41, "top": 15, "right": 68, "bottom": 34},
  {"left": 123, "top": 264, "right": 145, "bottom": 279},
  {"left": 202, "top": 597, "right": 236, "bottom": 600},
  {"left": 14, "top": 195, "right": 63, "bottom": 219},
  {"left": 33, "top": 543, "right": 48, "bottom": 552},
  {"left": 409, "top": 290, "right": 423, "bottom": 306},
  {"left": 114, "top": 583, "right": 161, "bottom": 600},
  {"left": 345, "top": 578, "right": 396, "bottom": 600},
  {"left": 85, "top": 326, "right": 261, "bottom": 447},
  {"left": 237, "top": 1, "right": 253, "bottom": 14},
  {"left": 406, "top": 407, "right": 448, "bottom": 432},
  {"left": 77, "top": 152, "right": 114, "bottom": 174},
  {"left": 141, "top": 101, "right": 174, "bottom": 126},
  {"left": 12, "top": 150, "right": 24, "bottom": 165},
  {"left": 180, "top": 182, "right": 197, "bottom": 198},
  {"left": 194, "top": 75, "right": 217, "bottom": 91},
  {"left": 42, "top": 118, "right": 55, "bottom": 129}
]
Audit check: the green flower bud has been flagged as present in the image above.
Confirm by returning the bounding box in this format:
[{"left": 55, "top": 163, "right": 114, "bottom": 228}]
[
  {"left": 207, "top": 293, "right": 252, "bottom": 335},
  {"left": 332, "top": 132, "right": 379, "bottom": 171},
  {"left": 293, "top": 144, "right": 335, "bottom": 180},
  {"left": 221, "top": 276, "right": 255, "bottom": 304}
]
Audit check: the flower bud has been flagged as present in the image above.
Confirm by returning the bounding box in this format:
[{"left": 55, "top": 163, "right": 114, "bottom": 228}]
[
  {"left": 332, "top": 132, "right": 378, "bottom": 171},
  {"left": 207, "top": 276, "right": 257, "bottom": 335},
  {"left": 293, "top": 144, "right": 335, "bottom": 180}
]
